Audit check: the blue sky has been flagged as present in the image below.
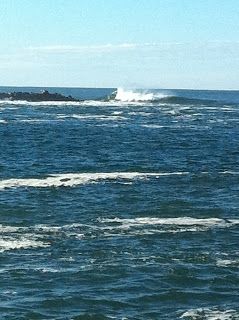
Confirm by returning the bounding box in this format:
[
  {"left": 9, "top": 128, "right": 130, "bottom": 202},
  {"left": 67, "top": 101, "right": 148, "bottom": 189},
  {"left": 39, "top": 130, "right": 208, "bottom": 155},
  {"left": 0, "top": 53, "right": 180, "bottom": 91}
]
[{"left": 0, "top": 0, "right": 239, "bottom": 89}]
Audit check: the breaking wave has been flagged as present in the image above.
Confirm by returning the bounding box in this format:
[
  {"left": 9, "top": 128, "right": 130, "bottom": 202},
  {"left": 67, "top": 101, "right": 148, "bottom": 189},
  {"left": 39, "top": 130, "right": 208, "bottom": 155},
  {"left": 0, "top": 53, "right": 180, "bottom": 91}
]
[
  {"left": 112, "top": 87, "right": 170, "bottom": 102},
  {"left": 0, "top": 172, "right": 188, "bottom": 190},
  {"left": 106, "top": 88, "right": 218, "bottom": 104},
  {"left": 180, "top": 307, "right": 239, "bottom": 319}
]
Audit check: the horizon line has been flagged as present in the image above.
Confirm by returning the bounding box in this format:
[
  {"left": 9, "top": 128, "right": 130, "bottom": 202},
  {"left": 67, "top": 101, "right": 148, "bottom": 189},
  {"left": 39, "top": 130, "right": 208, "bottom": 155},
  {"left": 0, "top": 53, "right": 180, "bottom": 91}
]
[{"left": 0, "top": 84, "right": 239, "bottom": 92}]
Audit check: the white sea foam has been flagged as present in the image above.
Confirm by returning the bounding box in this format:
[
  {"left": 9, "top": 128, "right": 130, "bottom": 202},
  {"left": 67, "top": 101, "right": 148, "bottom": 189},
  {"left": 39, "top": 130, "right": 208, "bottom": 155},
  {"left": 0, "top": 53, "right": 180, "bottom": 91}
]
[
  {"left": 142, "top": 124, "right": 166, "bottom": 129},
  {"left": 216, "top": 258, "right": 239, "bottom": 267},
  {"left": 128, "top": 111, "right": 153, "bottom": 116},
  {"left": 0, "top": 225, "right": 26, "bottom": 233},
  {"left": 97, "top": 215, "right": 239, "bottom": 236},
  {"left": 1, "top": 215, "right": 238, "bottom": 253},
  {"left": 0, "top": 237, "right": 49, "bottom": 252},
  {"left": 0, "top": 100, "right": 84, "bottom": 107},
  {"left": 114, "top": 87, "right": 169, "bottom": 102},
  {"left": 57, "top": 114, "right": 127, "bottom": 121},
  {"left": 180, "top": 308, "right": 239, "bottom": 319},
  {"left": 0, "top": 98, "right": 144, "bottom": 108},
  {"left": 100, "top": 217, "right": 239, "bottom": 228},
  {"left": 99, "top": 217, "right": 239, "bottom": 236},
  {"left": 0, "top": 172, "right": 188, "bottom": 190},
  {"left": 0, "top": 223, "right": 80, "bottom": 252},
  {"left": 34, "top": 267, "right": 62, "bottom": 273},
  {"left": 19, "top": 119, "right": 53, "bottom": 123},
  {"left": 220, "top": 171, "right": 239, "bottom": 175},
  {"left": 112, "top": 111, "right": 123, "bottom": 115}
]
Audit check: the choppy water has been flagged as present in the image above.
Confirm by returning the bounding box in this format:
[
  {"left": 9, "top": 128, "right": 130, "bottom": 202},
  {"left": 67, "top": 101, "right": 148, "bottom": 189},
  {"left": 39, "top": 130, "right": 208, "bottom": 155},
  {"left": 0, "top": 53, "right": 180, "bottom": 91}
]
[{"left": 0, "top": 87, "right": 239, "bottom": 319}]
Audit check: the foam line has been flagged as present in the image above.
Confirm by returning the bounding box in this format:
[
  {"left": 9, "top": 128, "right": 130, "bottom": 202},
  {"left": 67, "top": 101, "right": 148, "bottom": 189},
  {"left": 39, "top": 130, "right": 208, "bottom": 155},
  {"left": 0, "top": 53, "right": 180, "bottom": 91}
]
[
  {"left": 180, "top": 308, "right": 238, "bottom": 319},
  {"left": 100, "top": 217, "right": 239, "bottom": 227},
  {"left": 0, "top": 172, "right": 188, "bottom": 189}
]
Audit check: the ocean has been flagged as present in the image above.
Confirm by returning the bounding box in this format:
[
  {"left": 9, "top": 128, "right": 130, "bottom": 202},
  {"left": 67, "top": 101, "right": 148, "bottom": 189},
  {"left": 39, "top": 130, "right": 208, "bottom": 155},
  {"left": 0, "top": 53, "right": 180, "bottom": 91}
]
[{"left": 0, "top": 87, "right": 239, "bottom": 319}]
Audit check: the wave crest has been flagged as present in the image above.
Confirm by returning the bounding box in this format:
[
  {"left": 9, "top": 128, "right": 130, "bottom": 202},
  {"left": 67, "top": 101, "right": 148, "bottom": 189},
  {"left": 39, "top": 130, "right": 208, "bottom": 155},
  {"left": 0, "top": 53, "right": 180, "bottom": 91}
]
[
  {"left": 107, "top": 88, "right": 216, "bottom": 104},
  {"left": 111, "top": 88, "right": 170, "bottom": 102}
]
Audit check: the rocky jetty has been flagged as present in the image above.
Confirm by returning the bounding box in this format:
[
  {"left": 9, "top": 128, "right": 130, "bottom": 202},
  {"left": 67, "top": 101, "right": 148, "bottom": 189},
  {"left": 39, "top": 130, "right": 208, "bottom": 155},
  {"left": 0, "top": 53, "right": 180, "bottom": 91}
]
[{"left": 0, "top": 90, "right": 80, "bottom": 102}]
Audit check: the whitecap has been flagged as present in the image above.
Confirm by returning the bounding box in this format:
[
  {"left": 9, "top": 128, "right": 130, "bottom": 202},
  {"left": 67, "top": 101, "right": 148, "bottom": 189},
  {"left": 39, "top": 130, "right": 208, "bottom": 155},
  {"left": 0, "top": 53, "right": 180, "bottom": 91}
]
[
  {"left": 0, "top": 223, "right": 81, "bottom": 252},
  {"left": 180, "top": 308, "right": 239, "bottom": 319},
  {"left": 0, "top": 100, "right": 84, "bottom": 107},
  {"left": 0, "top": 172, "right": 188, "bottom": 190},
  {"left": 128, "top": 111, "right": 153, "bottom": 116},
  {"left": 0, "top": 237, "right": 49, "bottom": 252},
  {"left": 142, "top": 124, "right": 166, "bottom": 129},
  {"left": 112, "top": 111, "right": 123, "bottom": 115},
  {"left": 220, "top": 171, "right": 239, "bottom": 175},
  {"left": 114, "top": 87, "right": 169, "bottom": 102},
  {"left": 18, "top": 119, "right": 53, "bottom": 123},
  {"left": 57, "top": 114, "right": 127, "bottom": 121},
  {"left": 100, "top": 217, "right": 238, "bottom": 227},
  {"left": 216, "top": 258, "right": 239, "bottom": 267},
  {"left": 98, "top": 217, "right": 239, "bottom": 235},
  {"left": 0, "top": 99, "right": 148, "bottom": 108},
  {"left": 0, "top": 225, "right": 27, "bottom": 233}
]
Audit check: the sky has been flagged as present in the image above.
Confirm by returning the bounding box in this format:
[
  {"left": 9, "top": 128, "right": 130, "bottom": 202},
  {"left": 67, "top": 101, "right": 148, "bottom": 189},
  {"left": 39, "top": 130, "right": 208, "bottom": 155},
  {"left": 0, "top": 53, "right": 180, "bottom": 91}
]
[{"left": 0, "top": 0, "right": 239, "bottom": 89}]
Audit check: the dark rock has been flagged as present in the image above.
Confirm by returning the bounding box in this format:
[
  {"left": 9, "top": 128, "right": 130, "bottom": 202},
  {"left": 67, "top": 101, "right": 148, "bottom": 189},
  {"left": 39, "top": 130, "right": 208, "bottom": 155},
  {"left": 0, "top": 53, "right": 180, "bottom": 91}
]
[{"left": 0, "top": 91, "right": 80, "bottom": 102}]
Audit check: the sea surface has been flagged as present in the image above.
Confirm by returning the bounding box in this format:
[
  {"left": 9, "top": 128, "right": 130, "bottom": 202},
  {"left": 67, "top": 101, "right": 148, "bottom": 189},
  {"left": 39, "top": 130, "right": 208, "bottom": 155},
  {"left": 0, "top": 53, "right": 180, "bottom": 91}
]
[{"left": 0, "top": 87, "right": 239, "bottom": 319}]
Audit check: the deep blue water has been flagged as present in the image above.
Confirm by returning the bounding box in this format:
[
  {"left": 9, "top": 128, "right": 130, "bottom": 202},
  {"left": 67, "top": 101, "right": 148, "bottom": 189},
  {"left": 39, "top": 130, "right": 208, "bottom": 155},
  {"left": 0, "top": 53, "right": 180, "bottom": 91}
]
[{"left": 0, "top": 87, "right": 239, "bottom": 319}]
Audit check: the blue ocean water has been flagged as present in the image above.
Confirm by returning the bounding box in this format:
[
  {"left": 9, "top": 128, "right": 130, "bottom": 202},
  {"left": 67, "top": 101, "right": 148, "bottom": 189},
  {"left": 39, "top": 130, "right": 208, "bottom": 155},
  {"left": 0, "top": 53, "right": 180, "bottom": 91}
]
[{"left": 0, "top": 87, "right": 239, "bottom": 319}]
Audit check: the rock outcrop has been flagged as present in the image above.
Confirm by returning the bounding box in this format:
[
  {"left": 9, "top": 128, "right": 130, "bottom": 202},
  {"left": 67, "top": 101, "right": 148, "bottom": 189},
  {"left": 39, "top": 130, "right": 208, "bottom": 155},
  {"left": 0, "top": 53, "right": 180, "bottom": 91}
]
[{"left": 0, "top": 90, "right": 79, "bottom": 102}]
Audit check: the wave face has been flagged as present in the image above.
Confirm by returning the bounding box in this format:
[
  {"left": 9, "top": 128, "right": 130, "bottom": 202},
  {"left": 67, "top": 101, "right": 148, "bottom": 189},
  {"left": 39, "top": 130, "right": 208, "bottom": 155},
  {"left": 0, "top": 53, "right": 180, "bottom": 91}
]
[{"left": 1, "top": 87, "right": 239, "bottom": 319}]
